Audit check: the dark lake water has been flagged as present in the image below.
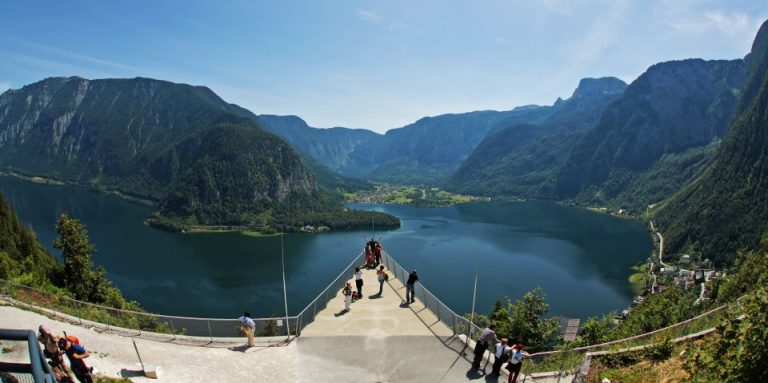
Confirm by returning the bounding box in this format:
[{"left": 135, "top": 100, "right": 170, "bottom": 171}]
[{"left": 1, "top": 176, "right": 652, "bottom": 320}]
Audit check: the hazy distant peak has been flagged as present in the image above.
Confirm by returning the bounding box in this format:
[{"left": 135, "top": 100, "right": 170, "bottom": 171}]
[
  {"left": 570, "top": 77, "right": 627, "bottom": 100},
  {"left": 512, "top": 104, "right": 545, "bottom": 111}
]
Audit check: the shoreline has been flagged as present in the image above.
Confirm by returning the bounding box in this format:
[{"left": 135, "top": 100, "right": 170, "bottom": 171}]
[{"left": 0, "top": 170, "right": 156, "bottom": 206}]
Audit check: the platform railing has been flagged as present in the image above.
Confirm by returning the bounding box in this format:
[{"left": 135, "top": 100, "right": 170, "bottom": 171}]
[
  {"left": 0, "top": 247, "right": 733, "bottom": 356},
  {"left": 294, "top": 251, "right": 365, "bottom": 335},
  {"left": 0, "top": 279, "right": 296, "bottom": 341},
  {"left": 379, "top": 250, "right": 484, "bottom": 341}
]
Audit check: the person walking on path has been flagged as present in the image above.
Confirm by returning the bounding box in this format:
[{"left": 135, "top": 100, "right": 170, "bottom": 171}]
[
  {"left": 472, "top": 324, "right": 497, "bottom": 371},
  {"left": 354, "top": 267, "right": 364, "bottom": 297},
  {"left": 343, "top": 282, "right": 353, "bottom": 312},
  {"left": 376, "top": 265, "right": 387, "bottom": 297},
  {"left": 491, "top": 338, "right": 511, "bottom": 377},
  {"left": 506, "top": 343, "right": 531, "bottom": 383},
  {"left": 239, "top": 311, "right": 256, "bottom": 347},
  {"left": 58, "top": 337, "right": 93, "bottom": 383},
  {"left": 404, "top": 270, "right": 418, "bottom": 304}
]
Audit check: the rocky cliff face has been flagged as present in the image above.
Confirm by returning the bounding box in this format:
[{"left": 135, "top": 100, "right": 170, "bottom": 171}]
[
  {"left": 256, "top": 114, "right": 381, "bottom": 173},
  {"left": 553, "top": 58, "right": 745, "bottom": 201},
  {"left": 448, "top": 77, "right": 627, "bottom": 196}
]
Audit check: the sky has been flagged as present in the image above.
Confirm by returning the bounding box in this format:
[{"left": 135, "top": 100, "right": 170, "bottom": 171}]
[{"left": 1, "top": 1, "right": 766, "bottom": 133}]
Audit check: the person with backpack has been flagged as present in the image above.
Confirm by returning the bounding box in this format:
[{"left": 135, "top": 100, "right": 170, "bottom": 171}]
[
  {"left": 491, "top": 338, "right": 512, "bottom": 377},
  {"left": 376, "top": 265, "right": 388, "bottom": 297},
  {"left": 238, "top": 311, "right": 256, "bottom": 347},
  {"left": 58, "top": 336, "right": 93, "bottom": 383}
]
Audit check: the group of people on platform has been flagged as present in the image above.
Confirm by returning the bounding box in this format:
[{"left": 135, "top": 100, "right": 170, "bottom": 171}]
[
  {"left": 472, "top": 324, "right": 531, "bottom": 382},
  {"left": 339, "top": 239, "right": 420, "bottom": 313},
  {"left": 363, "top": 238, "right": 382, "bottom": 269},
  {"left": 37, "top": 325, "right": 94, "bottom": 383}
]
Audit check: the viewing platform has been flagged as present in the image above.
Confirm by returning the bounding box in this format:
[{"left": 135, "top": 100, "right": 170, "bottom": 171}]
[{"left": 1, "top": 252, "right": 527, "bottom": 382}]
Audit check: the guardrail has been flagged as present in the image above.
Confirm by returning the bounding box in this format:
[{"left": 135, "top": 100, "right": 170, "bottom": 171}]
[
  {"left": 0, "top": 279, "right": 296, "bottom": 341},
  {"left": 0, "top": 246, "right": 733, "bottom": 368},
  {"left": 294, "top": 251, "right": 366, "bottom": 335},
  {"left": 379, "top": 250, "right": 484, "bottom": 340},
  {"left": 0, "top": 329, "right": 56, "bottom": 383},
  {"left": 518, "top": 303, "right": 730, "bottom": 380}
]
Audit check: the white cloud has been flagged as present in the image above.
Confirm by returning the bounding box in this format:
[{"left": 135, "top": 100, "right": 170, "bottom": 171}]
[
  {"left": 562, "top": 0, "right": 631, "bottom": 66},
  {"left": 704, "top": 11, "right": 750, "bottom": 35},
  {"left": 358, "top": 9, "right": 384, "bottom": 24},
  {"left": 493, "top": 36, "right": 508, "bottom": 45},
  {"left": 357, "top": 8, "right": 410, "bottom": 31}
]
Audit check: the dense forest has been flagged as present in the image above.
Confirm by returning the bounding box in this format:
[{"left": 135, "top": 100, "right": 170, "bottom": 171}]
[{"left": 0, "top": 189, "right": 136, "bottom": 310}]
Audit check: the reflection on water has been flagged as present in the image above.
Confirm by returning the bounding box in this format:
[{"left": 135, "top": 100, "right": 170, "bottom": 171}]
[{"left": 2, "top": 176, "right": 652, "bottom": 319}]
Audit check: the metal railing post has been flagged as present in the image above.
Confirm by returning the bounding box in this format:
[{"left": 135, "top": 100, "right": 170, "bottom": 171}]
[
  {"left": 76, "top": 301, "right": 83, "bottom": 325},
  {"left": 207, "top": 320, "right": 213, "bottom": 344},
  {"left": 170, "top": 318, "right": 176, "bottom": 340}
]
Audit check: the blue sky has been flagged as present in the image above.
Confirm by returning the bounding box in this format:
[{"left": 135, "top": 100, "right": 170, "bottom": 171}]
[{"left": 1, "top": 1, "right": 766, "bottom": 133}]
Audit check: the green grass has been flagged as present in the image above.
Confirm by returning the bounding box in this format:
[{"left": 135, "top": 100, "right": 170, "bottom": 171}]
[
  {"left": 240, "top": 231, "right": 282, "bottom": 238},
  {"left": 628, "top": 263, "right": 650, "bottom": 295}
]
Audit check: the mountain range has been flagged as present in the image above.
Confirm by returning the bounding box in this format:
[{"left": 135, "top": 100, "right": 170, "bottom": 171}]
[{"left": 2, "top": 20, "right": 767, "bottom": 264}]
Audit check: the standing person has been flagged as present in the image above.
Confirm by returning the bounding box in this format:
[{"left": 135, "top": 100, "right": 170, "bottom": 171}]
[
  {"left": 343, "top": 282, "right": 353, "bottom": 312},
  {"left": 507, "top": 343, "right": 531, "bottom": 383},
  {"left": 376, "top": 265, "right": 387, "bottom": 297},
  {"left": 472, "top": 324, "right": 497, "bottom": 371},
  {"left": 239, "top": 311, "right": 256, "bottom": 347},
  {"left": 58, "top": 337, "right": 93, "bottom": 383},
  {"left": 491, "top": 338, "right": 511, "bottom": 377},
  {"left": 354, "top": 267, "right": 364, "bottom": 297},
  {"left": 38, "top": 325, "right": 73, "bottom": 383},
  {"left": 374, "top": 241, "right": 382, "bottom": 266},
  {"left": 404, "top": 270, "right": 418, "bottom": 304}
]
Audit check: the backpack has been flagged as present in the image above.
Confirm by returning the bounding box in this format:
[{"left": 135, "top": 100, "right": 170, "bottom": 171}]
[
  {"left": 384, "top": 272, "right": 389, "bottom": 281},
  {"left": 63, "top": 332, "right": 80, "bottom": 346}
]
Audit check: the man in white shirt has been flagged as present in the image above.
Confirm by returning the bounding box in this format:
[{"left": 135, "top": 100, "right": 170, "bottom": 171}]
[
  {"left": 239, "top": 311, "right": 256, "bottom": 347},
  {"left": 491, "top": 338, "right": 511, "bottom": 377}
]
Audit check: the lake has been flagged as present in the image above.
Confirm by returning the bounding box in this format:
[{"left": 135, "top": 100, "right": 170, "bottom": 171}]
[{"left": 1, "top": 176, "right": 652, "bottom": 320}]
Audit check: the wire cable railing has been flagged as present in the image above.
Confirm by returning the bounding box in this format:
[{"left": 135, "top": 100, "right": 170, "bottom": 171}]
[
  {"left": 0, "top": 279, "right": 297, "bottom": 343},
  {"left": 379, "top": 250, "right": 484, "bottom": 341},
  {"left": 0, "top": 247, "right": 733, "bottom": 367},
  {"left": 294, "top": 251, "right": 365, "bottom": 335}
]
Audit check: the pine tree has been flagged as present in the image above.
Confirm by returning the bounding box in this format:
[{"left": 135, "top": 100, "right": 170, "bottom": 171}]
[{"left": 54, "top": 213, "right": 98, "bottom": 301}]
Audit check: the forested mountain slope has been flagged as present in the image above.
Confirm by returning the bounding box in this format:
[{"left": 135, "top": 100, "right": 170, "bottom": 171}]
[{"left": 655, "top": 20, "right": 768, "bottom": 265}]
